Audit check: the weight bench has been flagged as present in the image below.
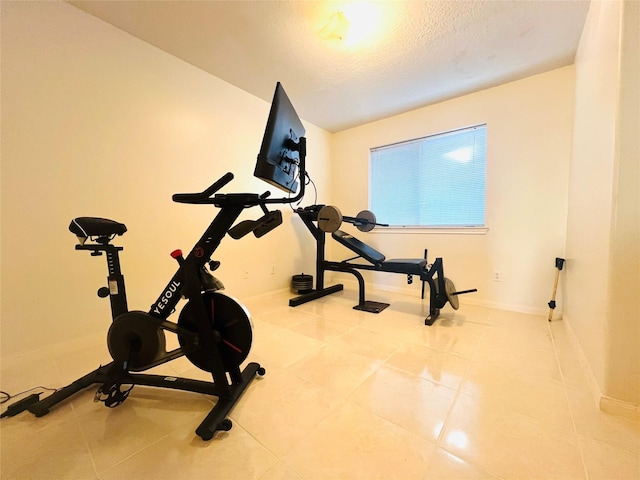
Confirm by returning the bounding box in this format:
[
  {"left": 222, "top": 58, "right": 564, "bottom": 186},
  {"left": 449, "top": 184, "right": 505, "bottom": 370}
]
[
  {"left": 290, "top": 205, "right": 477, "bottom": 325},
  {"left": 332, "top": 230, "right": 428, "bottom": 276},
  {"left": 328, "top": 230, "right": 449, "bottom": 320}
]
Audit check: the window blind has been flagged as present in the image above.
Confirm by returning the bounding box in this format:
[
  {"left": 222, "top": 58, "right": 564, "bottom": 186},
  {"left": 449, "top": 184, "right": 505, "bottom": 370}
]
[{"left": 369, "top": 124, "right": 487, "bottom": 227}]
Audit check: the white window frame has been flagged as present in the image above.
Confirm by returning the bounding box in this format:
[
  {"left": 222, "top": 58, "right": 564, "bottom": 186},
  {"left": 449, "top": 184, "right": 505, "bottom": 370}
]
[{"left": 369, "top": 124, "right": 488, "bottom": 234}]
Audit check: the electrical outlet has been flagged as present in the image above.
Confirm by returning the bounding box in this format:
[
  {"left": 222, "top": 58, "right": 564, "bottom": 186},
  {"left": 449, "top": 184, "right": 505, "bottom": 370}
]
[
  {"left": 493, "top": 271, "right": 502, "bottom": 282},
  {"left": 271, "top": 265, "right": 276, "bottom": 275},
  {"left": 243, "top": 270, "right": 249, "bottom": 279}
]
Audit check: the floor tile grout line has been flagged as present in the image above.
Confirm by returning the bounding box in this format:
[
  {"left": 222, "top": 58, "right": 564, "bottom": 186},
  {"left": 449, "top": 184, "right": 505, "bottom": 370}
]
[
  {"left": 226, "top": 415, "right": 292, "bottom": 479},
  {"left": 93, "top": 430, "right": 175, "bottom": 479},
  {"left": 268, "top": 323, "right": 405, "bottom": 448},
  {"left": 70, "top": 405, "right": 103, "bottom": 479},
  {"left": 547, "top": 319, "right": 590, "bottom": 480},
  {"left": 430, "top": 318, "right": 507, "bottom": 480},
  {"left": 434, "top": 321, "right": 474, "bottom": 444}
]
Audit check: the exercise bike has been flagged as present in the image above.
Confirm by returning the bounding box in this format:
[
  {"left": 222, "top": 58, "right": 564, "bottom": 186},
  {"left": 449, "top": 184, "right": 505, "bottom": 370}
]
[{"left": 27, "top": 82, "right": 307, "bottom": 441}]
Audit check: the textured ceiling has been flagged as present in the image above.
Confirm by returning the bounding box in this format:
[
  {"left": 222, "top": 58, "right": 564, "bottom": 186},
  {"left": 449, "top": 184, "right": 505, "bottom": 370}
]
[{"left": 69, "top": 0, "right": 590, "bottom": 132}]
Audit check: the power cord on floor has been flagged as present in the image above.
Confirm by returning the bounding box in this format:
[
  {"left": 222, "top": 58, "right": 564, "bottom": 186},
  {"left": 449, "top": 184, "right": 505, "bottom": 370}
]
[{"left": 0, "top": 386, "right": 58, "bottom": 418}]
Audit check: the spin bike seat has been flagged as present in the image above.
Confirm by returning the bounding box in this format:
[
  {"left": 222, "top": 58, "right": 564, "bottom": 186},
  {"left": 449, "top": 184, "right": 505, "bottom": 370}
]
[{"left": 69, "top": 217, "right": 127, "bottom": 238}]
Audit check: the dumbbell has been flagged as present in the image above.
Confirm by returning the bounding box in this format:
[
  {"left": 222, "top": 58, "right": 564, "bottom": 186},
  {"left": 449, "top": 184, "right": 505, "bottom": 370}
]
[{"left": 317, "top": 205, "right": 388, "bottom": 233}]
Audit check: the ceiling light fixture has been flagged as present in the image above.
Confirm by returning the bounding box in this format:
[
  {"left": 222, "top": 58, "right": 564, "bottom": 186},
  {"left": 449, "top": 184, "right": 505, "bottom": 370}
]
[
  {"left": 318, "top": 2, "right": 381, "bottom": 46},
  {"left": 317, "top": 11, "right": 351, "bottom": 41}
]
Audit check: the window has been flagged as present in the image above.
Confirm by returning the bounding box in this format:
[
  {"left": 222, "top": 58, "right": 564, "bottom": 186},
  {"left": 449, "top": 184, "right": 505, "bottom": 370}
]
[{"left": 369, "top": 124, "right": 487, "bottom": 228}]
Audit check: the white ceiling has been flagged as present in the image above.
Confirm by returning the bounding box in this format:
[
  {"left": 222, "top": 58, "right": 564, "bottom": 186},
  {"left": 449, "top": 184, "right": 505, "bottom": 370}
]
[{"left": 69, "top": 0, "right": 590, "bottom": 133}]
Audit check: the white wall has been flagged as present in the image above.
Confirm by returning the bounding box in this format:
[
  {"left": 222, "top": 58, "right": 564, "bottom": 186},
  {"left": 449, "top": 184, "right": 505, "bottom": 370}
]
[
  {"left": 0, "top": 1, "right": 332, "bottom": 355},
  {"left": 330, "top": 67, "right": 575, "bottom": 315},
  {"left": 607, "top": 0, "right": 640, "bottom": 407},
  {"left": 566, "top": 0, "right": 639, "bottom": 407},
  {"left": 3, "top": 1, "right": 637, "bottom": 412}
]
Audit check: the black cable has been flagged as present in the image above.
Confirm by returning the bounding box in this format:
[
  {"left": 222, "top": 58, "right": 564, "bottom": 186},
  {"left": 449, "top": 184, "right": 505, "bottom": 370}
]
[
  {"left": 305, "top": 172, "right": 318, "bottom": 205},
  {"left": 0, "top": 385, "right": 58, "bottom": 404},
  {"left": 1, "top": 385, "right": 59, "bottom": 419},
  {"left": 1, "top": 393, "right": 42, "bottom": 418},
  {"left": 289, "top": 168, "right": 302, "bottom": 210},
  {"left": 0, "top": 387, "right": 52, "bottom": 419},
  {"left": 289, "top": 170, "right": 317, "bottom": 211}
]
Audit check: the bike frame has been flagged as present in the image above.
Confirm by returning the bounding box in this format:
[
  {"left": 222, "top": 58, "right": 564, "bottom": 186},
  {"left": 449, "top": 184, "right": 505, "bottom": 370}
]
[
  {"left": 29, "top": 138, "right": 307, "bottom": 440},
  {"left": 153, "top": 137, "right": 306, "bottom": 323}
]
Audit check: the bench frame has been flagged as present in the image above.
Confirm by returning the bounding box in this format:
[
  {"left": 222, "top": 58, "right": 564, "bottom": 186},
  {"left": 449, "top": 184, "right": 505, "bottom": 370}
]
[{"left": 289, "top": 205, "right": 451, "bottom": 325}]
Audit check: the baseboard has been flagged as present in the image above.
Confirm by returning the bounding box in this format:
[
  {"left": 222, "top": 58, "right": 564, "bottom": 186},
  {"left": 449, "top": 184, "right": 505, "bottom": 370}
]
[
  {"left": 334, "top": 276, "right": 549, "bottom": 316},
  {"left": 563, "top": 315, "right": 639, "bottom": 422},
  {"left": 600, "top": 396, "right": 640, "bottom": 421}
]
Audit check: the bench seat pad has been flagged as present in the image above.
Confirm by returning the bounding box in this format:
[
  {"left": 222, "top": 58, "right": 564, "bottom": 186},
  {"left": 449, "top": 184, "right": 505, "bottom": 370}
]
[
  {"left": 332, "top": 230, "right": 426, "bottom": 274},
  {"left": 380, "top": 258, "right": 427, "bottom": 275}
]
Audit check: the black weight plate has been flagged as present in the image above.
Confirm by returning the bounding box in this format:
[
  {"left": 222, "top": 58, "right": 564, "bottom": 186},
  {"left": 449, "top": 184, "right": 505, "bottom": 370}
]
[
  {"left": 355, "top": 210, "right": 376, "bottom": 232},
  {"left": 177, "top": 292, "right": 252, "bottom": 373},
  {"left": 107, "top": 311, "right": 166, "bottom": 370}
]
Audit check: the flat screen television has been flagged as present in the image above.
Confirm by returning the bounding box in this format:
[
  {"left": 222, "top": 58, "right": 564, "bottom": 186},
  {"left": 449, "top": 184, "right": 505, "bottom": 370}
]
[{"left": 254, "top": 82, "right": 306, "bottom": 194}]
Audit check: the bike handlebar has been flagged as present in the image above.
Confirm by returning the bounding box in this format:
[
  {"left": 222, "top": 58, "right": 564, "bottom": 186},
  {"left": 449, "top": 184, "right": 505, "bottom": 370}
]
[
  {"left": 172, "top": 136, "right": 305, "bottom": 207},
  {"left": 172, "top": 172, "right": 235, "bottom": 204}
]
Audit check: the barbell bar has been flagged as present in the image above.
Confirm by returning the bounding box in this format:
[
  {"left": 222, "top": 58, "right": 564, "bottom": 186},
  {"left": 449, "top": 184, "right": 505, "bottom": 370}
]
[{"left": 317, "top": 205, "right": 389, "bottom": 233}]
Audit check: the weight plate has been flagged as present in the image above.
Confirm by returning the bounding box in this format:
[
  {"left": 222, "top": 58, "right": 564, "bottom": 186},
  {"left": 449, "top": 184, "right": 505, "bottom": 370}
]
[
  {"left": 178, "top": 292, "right": 252, "bottom": 373},
  {"left": 355, "top": 210, "right": 377, "bottom": 232},
  {"left": 317, "top": 205, "right": 343, "bottom": 232},
  {"left": 444, "top": 277, "right": 460, "bottom": 310},
  {"left": 107, "top": 311, "right": 167, "bottom": 370},
  {"left": 291, "top": 273, "right": 313, "bottom": 293}
]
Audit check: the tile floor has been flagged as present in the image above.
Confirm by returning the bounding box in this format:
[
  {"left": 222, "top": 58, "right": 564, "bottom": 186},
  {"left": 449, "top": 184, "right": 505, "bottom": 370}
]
[{"left": 1, "top": 288, "right": 638, "bottom": 479}]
